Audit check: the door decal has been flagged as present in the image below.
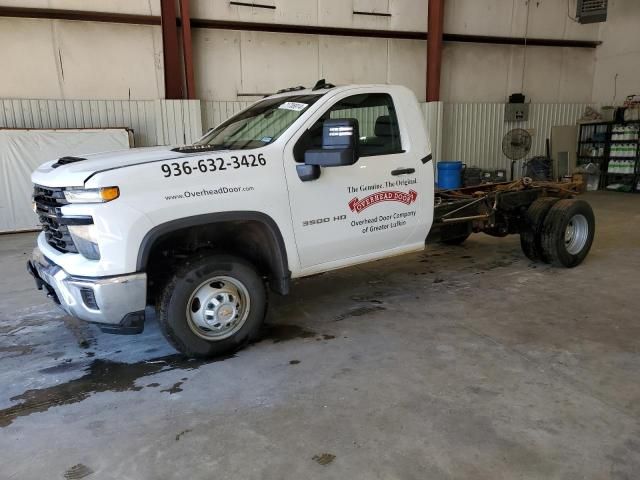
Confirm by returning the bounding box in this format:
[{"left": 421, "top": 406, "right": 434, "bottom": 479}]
[{"left": 348, "top": 190, "right": 418, "bottom": 213}]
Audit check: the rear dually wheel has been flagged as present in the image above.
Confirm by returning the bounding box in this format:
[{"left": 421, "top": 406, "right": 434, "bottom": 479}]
[{"left": 540, "top": 199, "right": 595, "bottom": 268}]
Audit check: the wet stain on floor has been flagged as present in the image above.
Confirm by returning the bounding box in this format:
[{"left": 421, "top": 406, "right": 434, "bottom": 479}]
[
  {"left": 335, "top": 305, "right": 386, "bottom": 322},
  {"left": 0, "top": 344, "right": 34, "bottom": 358},
  {"left": 161, "top": 381, "right": 184, "bottom": 394},
  {"left": 63, "top": 463, "right": 93, "bottom": 479},
  {"left": 260, "top": 324, "right": 316, "bottom": 343},
  {"left": 0, "top": 354, "right": 213, "bottom": 428},
  {"left": 175, "top": 429, "right": 192, "bottom": 441},
  {"left": 312, "top": 453, "right": 336, "bottom": 466},
  {"left": 0, "top": 322, "right": 339, "bottom": 427}
]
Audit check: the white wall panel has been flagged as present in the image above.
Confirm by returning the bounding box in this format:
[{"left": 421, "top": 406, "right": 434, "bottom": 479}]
[
  {"left": 191, "top": 0, "right": 317, "bottom": 26},
  {"left": 155, "top": 100, "right": 203, "bottom": 146},
  {"left": 441, "top": 43, "right": 595, "bottom": 103},
  {"left": 241, "top": 32, "right": 319, "bottom": 96},
  {"left": 0, "top": 18, "right": 163, "bottom": 101},
  {"left": 0, "top": 99, "right": 202, "bottom": 147},
  {"left": 422, "top": 101, "right": 443, "bottom": 165},
  {"left": 444, "top": 0, "right": 599, "bottom": 40},
  {"left": 0, "top": 0, "right": 160, "bottom": 15},
  {"left": 194, "top": 29, "right": 243, "bottom": 101},
  {"left": 388, "top": 39, "right": 427, "bottom": 101},
  {"left": 0, "top": 19, "right": 63, "bottom": 99},
  {"left": 592, "top": 0, "right": 640, "bottom": 105},
  {"left": 201, "top": 101, "right": 252, "bottom": 133},
  {"left": 320, "top": 36, "right": 388, "bottom": 86}
]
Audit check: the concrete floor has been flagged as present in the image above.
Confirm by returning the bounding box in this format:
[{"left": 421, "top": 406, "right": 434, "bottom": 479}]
[{"left": 0, "top": 191, "right": 639, "bottom": 480}]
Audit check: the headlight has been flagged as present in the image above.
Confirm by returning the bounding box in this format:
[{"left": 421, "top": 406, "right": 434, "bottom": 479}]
[
  {"left": 68, "top": 224, "right": 101, "bottom": 260},
  {"left": 64, "top": 186, "right": 119, "bottom": 203}
]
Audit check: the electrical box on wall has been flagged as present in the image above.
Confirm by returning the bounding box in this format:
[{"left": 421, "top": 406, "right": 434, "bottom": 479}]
[
  {"left": 505, "top": 104, "right": 529, "bottom": 122},
  {"left": 576, "top": 0, "right": 608, "bottom": 24}
]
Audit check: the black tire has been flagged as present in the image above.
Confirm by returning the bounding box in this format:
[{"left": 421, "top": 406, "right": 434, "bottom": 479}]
[
  {"left": 519, "top": 197, "right": 560, "bottom": 262},
  {"left": 540, "top": 199, "right": 595, "bottom": 268},
  {"left": 157, "top": 253, "right": 267, "bottom": 358}
]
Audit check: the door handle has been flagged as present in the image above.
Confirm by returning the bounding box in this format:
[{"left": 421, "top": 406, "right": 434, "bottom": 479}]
[{"left": 391, "top": 168, "right": 415, "bottom": 176}]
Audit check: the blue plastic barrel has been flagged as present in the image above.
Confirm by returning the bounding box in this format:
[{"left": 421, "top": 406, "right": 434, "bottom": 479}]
[{"left": 437, "top": 161, "right": 463, "bottom": 189}]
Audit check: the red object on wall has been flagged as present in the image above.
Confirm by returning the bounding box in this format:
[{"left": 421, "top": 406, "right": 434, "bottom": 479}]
[
  {"left": 179, "top": 0, "right": 196, "bottom": 99},
  {"left": 160, "top": 0, "right": 182, "bottom": 99},
  {"left": 427, "top": 0, "right": 444, "bottom": 102}
]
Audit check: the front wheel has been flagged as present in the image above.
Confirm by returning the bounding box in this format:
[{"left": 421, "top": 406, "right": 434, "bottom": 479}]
[
  {"left": 540, "top": 199, "right": 595, "bottom": 268},
  {"left": 157, "top": 254, "right": 267, "bottom": 358}
]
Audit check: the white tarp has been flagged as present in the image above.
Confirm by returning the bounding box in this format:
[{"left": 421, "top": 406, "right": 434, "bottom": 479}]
[{"left": 0, "top": 129, "right": 130, "bottom": 233}]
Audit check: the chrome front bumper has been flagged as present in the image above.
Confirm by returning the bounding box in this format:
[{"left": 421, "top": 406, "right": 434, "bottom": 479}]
[{"left": 28, "top": 247, "right": 147, "bottom": 331}]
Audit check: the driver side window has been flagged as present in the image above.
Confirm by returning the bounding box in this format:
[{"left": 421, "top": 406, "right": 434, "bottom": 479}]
[{"left": 294, "top": 93, "right": 402, "bottom": 162}]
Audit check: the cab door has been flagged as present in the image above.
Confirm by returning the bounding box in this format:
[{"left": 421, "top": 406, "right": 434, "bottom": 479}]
[{"left": 283, "top": 89, "right": 428, "bottom": 271}]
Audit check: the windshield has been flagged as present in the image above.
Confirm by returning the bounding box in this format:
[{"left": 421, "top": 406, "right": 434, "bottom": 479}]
[{"left": 195, "top": 94, "right": 322, "bottom": 150}]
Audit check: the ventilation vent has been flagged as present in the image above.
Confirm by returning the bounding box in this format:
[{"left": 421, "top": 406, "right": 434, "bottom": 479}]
[
  {"left": 576, "top": 0, "right": 607, "bottom": 24},
  {"left": 52, "top": 156, "right": 86, "bottom": 168}
]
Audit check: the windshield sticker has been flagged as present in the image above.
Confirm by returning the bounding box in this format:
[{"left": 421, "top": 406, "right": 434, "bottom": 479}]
[
  {"left": 278, "top": 102, "right": 308, "bottom": 112},
  {"left": 260, "top": 136, "right": 273, "bottom": 143}
]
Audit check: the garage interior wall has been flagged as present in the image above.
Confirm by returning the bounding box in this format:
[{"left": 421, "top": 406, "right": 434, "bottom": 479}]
[
  {"left": 0, "top": 0, "right": 637, "bottom": 168},
  {"left": 591, "top": 0, "right": 640, "bottom": 106},
  {"left": 0, "top": 0, "right": 616, "bottom": 104}
]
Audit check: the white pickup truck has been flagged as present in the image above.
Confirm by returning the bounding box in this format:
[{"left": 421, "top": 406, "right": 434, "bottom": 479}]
[{"left": 28, "top": 82, "right": 595, "bottom": 357}]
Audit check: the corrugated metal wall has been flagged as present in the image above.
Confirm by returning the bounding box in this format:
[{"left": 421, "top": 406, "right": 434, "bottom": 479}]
[
  {"left": 442, "top": 103, "right": 591, "bottom": 176},
  {"left": 2, "top": 98, "right": 590, "bottom": 178},
  {"left": 201, "top": 101, "right": 252, "bottom": 132},
  {"left": 422, "top": 102, "right": 443, "bottom": 164},
  {"left": 0, "top": 99, "right": 202, "bottom": 147},
  {"left": 154, "top": 100, "right": 202, "bottom": 145}
]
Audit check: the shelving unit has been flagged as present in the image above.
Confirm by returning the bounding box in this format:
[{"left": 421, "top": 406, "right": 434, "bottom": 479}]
[{"left": 578, "top": 120, "right": 640, "bottom": 193}]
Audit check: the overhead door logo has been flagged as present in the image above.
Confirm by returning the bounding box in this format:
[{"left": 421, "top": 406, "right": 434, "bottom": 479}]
[{"left": 349, "top": 190, "right": 418, "bottom": 213}]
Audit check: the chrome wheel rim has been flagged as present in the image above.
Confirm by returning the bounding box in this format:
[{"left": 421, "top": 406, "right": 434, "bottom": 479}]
[
  {"left": 186, "top": 276, "right": 250, "bottom": 340},
  {"left": 565, "top": 214, "right": 589, "bottom": 255}
]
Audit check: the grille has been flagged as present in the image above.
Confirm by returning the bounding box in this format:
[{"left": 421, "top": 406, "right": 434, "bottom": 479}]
[
  {"left": 33, "top": 185, "right": 78, "bottom": 254},
  {"left": 576, "top": 0, "right": 607, "bottom": 23},
  {"left": 581, "top": 0, "right": 607, "bottom": 12}
]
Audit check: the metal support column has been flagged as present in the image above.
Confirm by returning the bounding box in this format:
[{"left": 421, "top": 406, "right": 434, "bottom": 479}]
[
  {"left": 160, "top": 0, "right": 182, "bottom": 99},
  {"left": 179, "top": 0, "right": 196, "bottom": 99},
  {"left": 426, "top": 0, "right": 444, "bottom": 102}
]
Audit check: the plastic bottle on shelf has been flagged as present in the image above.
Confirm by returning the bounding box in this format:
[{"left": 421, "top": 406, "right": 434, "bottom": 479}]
[{"left": 611, "top": 144, "right": 619, "bottom": 157}]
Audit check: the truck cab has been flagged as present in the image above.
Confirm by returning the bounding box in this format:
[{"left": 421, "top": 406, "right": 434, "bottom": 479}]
[{"left": 28, "top": 83, "right": 434, "bottom": 357}]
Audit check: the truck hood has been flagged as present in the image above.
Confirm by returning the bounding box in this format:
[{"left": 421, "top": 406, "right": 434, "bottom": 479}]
[{"left": 31, "top": 146, "right": 187, "bottom": 187}]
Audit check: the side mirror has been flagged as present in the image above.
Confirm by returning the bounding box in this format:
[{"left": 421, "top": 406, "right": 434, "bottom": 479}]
[{"left": 304, "top": 119, "right": 359, "bottom": 167}]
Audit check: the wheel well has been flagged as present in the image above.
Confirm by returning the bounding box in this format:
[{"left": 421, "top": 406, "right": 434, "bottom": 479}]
[{"left": 139, "top": 213, "right": 290, "bottom": 302}]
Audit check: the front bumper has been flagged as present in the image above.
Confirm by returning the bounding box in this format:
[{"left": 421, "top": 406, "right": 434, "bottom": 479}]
[{"left": 27, "top": 247, "right": 147, "bottom": 334}]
